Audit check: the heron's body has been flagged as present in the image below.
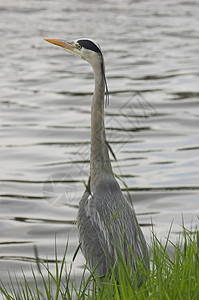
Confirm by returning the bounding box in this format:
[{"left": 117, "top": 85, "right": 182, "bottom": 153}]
[
  {"left": 78, "top": 173, "right": 148, "bottom": 282},
  {"left": 45, "top": 38, "right": 149, "bottom": 285}
]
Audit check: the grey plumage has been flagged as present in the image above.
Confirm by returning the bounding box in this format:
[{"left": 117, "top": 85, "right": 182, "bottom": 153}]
[
  {"left": 45, "top": 37, "right": 149, "bottom": 285},
  {"left": 78, "top": 172, "right": 148, "bottom": 284}
]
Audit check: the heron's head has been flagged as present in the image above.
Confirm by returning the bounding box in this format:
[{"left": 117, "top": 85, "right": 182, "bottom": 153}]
[
  {"left": 44, "top": 38, "right": 103, "bottom": 68},
  {"left": 44, "top": 38, "right": 109, "bottom": 107}
]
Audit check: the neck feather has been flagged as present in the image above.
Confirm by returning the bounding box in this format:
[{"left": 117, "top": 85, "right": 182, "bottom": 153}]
[{"left": 90, "top": 62, "right": 112, "bottom": 188}]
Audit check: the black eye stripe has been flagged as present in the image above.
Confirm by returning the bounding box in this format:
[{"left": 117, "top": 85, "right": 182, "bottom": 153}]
[{"left": 77, "top": 39, "right": 101, "bottom": 54}]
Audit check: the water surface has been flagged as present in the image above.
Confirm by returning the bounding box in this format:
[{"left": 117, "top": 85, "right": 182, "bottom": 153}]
[{"left": 0, "top": 0, "right": 199, "bottom": 291}]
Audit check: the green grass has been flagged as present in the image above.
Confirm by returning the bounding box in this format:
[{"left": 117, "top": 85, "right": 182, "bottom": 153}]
[{"left": 0, "top": 225, "right": 199, "bottom": 300}]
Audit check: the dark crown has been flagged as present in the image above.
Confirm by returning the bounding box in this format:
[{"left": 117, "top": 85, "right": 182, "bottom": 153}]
[{"left": 77, "top": 39, "right": 102, "bottom": 54}]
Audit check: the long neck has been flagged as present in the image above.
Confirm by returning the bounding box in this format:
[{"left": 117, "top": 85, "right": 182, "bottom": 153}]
[{"left": 90, "top": 62, "right": 112, "bottom": 188}]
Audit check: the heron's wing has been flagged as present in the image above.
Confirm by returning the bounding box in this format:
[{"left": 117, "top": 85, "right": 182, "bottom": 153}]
[
  {"left": 78, "top": 191, "right": 115, "bottom": 275},
  {"left": 78, "top": 186, "right": 148, "bottom": 277}
]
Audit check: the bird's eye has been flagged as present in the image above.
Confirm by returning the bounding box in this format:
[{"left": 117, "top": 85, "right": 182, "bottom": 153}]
[{"left": 76, "top": 43, "right": 82, "bottom": 50}]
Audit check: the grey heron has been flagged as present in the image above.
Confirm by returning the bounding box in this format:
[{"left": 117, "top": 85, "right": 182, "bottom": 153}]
[{"left": 45, "top": 38, "right": 149, "bottom": 286}]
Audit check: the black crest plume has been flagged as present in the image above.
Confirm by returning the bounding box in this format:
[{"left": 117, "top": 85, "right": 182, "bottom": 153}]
[{"left": 77, "top": 39, "right": 109, "bottom": 108}]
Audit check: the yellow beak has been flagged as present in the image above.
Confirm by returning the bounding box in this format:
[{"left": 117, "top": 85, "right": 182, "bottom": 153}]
[{"left": 44, "top": 39, "right": 76, "bottom": 53}]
